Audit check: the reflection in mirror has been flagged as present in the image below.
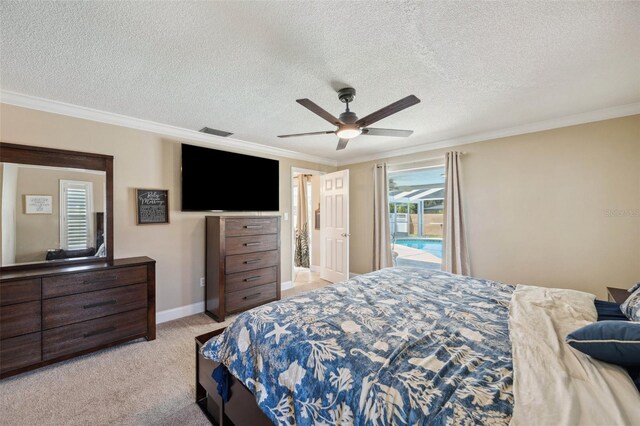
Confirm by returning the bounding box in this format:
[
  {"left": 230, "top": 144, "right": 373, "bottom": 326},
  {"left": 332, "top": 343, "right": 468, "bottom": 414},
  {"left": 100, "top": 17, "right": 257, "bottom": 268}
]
[{"left": 1, "top": 163, "right": 107, "bottom": 266}]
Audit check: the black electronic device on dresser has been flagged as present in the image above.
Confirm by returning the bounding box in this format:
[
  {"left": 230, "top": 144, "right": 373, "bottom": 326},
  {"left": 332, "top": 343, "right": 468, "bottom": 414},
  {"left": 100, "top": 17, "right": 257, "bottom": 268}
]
[
  {"left": 0, "top": 143, "right": 156, "bottom": 379},
  {"left": 205, "top": 216, "right": 281, "bottom": 322}
]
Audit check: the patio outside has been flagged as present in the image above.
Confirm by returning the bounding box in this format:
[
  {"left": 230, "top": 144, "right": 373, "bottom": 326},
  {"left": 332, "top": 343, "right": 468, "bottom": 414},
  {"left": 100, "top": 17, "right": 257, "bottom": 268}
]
[{"left": 388, "top": 167, "right": 445, "bottom": 270}]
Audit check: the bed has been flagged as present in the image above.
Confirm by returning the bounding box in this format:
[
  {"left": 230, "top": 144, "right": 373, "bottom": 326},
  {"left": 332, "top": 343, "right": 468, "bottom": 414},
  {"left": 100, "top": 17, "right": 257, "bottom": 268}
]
[{"left": 198, "top": 267, "right": 640, "bottom": 425}]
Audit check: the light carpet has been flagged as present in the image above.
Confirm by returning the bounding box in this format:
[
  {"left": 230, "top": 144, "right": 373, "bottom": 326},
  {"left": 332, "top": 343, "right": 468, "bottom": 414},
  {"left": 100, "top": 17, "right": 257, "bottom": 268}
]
[
  {"left": 0, "top": 277, "right": 331, "bottom": 425},
  {"left": 0, "top": 314, "right": 232, "bottom": 426}
]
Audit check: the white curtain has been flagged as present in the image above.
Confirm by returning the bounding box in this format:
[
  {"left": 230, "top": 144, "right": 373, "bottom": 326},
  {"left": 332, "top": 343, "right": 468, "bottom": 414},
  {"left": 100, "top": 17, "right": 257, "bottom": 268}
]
[
  {"left": 442, "top": 152, "right": 470, "bottom": 275},
  {"left": 373, "top": 163, "right": 393, "bottom": 270},
  {"left": 295, "top": 174, "right": 310, "bottom": 268}
]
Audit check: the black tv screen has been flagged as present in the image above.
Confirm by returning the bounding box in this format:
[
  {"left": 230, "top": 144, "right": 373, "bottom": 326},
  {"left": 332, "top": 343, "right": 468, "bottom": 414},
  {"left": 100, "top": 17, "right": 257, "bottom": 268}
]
[{"left": 181, "top": 144, "right": 279, "bottom": 211}]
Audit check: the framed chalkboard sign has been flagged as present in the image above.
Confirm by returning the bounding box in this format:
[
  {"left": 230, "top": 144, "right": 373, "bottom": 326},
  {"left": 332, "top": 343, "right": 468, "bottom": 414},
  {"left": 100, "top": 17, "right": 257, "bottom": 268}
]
[{"left": 136, "top": 189, "right": 169, "bottom": 225}]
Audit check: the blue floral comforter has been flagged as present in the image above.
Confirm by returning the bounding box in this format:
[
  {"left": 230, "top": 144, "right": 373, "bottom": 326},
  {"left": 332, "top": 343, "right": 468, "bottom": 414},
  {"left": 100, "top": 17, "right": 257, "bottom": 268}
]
[{"left": 202, "top": 267, "right": 515, "bottom": 425}]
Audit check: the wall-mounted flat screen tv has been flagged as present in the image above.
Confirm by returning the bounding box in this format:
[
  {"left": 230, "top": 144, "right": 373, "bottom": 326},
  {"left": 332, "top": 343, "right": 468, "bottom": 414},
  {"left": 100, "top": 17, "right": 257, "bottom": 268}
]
[{"left": 181, "top": 143, "right": 279, "bottom": 211}]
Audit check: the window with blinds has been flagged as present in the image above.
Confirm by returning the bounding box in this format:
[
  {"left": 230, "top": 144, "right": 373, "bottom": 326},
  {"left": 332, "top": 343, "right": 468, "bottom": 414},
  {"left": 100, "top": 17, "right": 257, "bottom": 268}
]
[{"left": 60, "top": 180, "right": 94, "bottom": 250}]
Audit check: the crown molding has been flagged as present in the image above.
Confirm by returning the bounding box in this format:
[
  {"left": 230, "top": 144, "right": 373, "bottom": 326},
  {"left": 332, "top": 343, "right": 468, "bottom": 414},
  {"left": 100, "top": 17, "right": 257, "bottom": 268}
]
[
  {"left": 337, "top": 102, "right": 640, "bottom": 166},
  {"left": 0, "top": 90, "right": 338, "bottom": 167},
  {"left": 3, "top": 90, "right": 637, "bottom": 169}
]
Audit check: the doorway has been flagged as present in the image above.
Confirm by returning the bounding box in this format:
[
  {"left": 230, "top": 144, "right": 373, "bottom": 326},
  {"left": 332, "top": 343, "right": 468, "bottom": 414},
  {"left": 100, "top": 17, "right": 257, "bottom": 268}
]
[{"left": 291, "top": 167, "right": 325, "bottom": 288}]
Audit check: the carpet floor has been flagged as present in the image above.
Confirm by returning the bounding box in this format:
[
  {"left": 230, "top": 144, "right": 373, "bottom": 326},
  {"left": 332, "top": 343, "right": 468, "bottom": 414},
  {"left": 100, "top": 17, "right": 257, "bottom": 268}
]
[
  {"left": 0, "top": 314, "right": 232, "bottom": 426},
  {"left": 0, "top": 277, "right": 331, "bottom": 425}
]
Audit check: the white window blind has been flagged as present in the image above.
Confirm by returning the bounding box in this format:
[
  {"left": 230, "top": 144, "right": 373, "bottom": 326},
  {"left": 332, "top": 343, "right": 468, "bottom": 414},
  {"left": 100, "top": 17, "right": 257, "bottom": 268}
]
[{"left": 60, "top": 180, "right": 93, "bottom": 250}]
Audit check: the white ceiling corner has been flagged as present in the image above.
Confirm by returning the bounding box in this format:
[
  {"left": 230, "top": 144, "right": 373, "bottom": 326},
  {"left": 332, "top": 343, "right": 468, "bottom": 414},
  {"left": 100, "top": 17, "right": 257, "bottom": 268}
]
[
  {"left": 1, "top": 1, "right": 638, "bottom": 164},
  {"left": 0, "top": 90, "right": 338, "bottom": 166}
]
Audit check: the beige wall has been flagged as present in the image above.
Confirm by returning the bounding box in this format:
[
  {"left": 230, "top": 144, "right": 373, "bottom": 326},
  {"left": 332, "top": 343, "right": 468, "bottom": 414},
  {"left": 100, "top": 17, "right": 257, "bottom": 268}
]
[
  {"left": 341, "top": 115, "right": 640, "bottom": 299},
  {"left": 0, "top": 104, "right": 335, "bottom": 311},
  {"left": 0, "top": 163, "right": 18, "bottom": 264},
  {"left": 14, "top": 167, "right": 105, "bottom": 263}
]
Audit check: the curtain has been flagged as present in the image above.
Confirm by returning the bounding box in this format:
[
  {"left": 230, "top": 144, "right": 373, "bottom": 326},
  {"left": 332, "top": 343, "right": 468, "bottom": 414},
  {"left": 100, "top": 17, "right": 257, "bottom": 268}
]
[
  {"left": 294, "top": 174, "right": 310, "bottom": 268},
  {"left": 373, "top": 163, "right": 393, "bottom": 270},
  {"left": 442, "top": 152, "right": 470, "bottom": 275}
]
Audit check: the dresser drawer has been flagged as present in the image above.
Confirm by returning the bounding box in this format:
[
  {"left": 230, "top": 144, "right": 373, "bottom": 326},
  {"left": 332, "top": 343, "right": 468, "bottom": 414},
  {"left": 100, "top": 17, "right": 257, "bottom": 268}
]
[
  {"left": 0, "top": 301, "right": 41, "bottom": 339},
  {"left": 225, "top": 234, "right": 278, "bottom": 256},
  {"left": 42, "top": 266, "right": 147, "bottom": 298},
  {"left": 43, "top": 284, "right": 147, "bottom": 329},
  {"left": 1, "top": 278, "right": 41, "bottom": 306},
  {"left": 226, "top": 267, "right": 277, "bottom": 293},
  {"left": 225, "top": 250, "right": 279, "bottom": 274},
  {"left": 226, "top": 283, "right": 277, "bottom": 313},
  {"left": 0, "top": 332, "right": 41, "bottom": 374},
  {"left": 43, "top": 308, "right": 147, "bottom": 360},
  {"left": 225, "top": 218, "right": 279, "bottom": 237}
]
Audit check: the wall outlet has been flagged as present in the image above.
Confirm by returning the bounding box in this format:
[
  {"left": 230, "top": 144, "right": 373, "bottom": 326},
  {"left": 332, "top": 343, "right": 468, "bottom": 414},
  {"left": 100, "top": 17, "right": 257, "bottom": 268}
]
[
  {"left": 199, "top": 277, "right": 205, "bottom": 287},
  {"left": 283, "top": 212, "right": 289, "bottom": 221}
]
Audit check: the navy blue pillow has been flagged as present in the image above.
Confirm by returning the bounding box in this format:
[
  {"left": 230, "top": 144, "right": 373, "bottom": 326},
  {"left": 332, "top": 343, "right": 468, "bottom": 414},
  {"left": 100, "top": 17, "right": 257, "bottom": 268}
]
[
  {"left": 594, "top": 300, "right": 629, "bottom": 322},
  {"left": 566, "top": 321, "right": 640, "bottom": 367}
]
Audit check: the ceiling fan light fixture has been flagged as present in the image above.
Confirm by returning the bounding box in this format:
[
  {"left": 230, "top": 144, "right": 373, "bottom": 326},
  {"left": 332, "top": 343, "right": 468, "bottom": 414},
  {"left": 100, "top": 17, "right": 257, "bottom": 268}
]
[
  {"left": 278, "top": 90, "right": 420, "bottom": 149},
  {"left": 336, "top": 127, "right": 362, "bottom": 139}
]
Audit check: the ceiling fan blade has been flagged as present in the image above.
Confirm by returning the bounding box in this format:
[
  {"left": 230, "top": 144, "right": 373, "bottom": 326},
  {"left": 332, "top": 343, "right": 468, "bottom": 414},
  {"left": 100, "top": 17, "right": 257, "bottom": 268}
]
[
  {"left": 296, "top": 99, "right": 344, "bottom": 126},
  {"left": 336, "top": 138, "right": 349, "bottom": 150},
  {"left": 361, "top": 128, "right": 413, "bottom": 137},
  {"left": 356, "top": 95, "right": 420, "bottom": 127},
  {"left": 278, "top": 130, "right": 335, "bottom": 138}
]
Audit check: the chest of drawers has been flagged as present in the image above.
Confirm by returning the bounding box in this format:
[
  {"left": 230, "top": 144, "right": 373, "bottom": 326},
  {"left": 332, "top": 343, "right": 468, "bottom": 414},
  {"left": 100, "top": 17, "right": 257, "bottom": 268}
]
[
  {"left": 0, "top": 257, "right": 155, "bottom": 379},
  {"left": 205, "top": 216, "right": 281, "bottom": 322}
]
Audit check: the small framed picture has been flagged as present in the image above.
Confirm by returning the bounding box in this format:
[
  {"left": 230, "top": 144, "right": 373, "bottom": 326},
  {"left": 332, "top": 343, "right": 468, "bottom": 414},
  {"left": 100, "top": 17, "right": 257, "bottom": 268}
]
[
  {"left": 136, "top": 188, "right": 169, "bottom": 225},
  {"left": 24, "top": 195, "right": 53, "bottom": 214}
]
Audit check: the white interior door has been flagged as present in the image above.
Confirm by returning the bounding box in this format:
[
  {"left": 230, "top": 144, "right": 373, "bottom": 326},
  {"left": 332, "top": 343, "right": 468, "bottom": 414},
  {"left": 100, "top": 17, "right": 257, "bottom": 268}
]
[{"left": 320, "top": 170, "right": 349, "bottom": 283}]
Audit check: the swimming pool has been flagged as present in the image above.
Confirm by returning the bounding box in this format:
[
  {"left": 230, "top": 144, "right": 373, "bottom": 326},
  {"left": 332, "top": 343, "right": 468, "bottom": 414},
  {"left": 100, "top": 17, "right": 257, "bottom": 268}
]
[{"left": 395, "top": 238, "right": 443, "bottom": 258}]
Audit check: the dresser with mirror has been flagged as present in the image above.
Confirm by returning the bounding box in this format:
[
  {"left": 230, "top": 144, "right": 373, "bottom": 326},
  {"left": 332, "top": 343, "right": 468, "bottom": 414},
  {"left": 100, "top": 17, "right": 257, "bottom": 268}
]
[{"left": 0, "top": 143, "right": 155, "bottom": 379}]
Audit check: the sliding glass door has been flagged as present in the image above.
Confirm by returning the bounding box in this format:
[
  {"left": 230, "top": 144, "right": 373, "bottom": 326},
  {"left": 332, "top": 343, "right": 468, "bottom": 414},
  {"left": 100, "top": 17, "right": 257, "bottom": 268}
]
[{"left": 388, "top": 166, "right": 445, "bottom": 269}]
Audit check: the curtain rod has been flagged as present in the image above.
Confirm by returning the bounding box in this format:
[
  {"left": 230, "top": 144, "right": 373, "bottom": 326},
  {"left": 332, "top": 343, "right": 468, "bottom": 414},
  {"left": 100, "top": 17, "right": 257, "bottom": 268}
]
[{"left": 377, "top": 152, "right": 466, "bottom": 168}]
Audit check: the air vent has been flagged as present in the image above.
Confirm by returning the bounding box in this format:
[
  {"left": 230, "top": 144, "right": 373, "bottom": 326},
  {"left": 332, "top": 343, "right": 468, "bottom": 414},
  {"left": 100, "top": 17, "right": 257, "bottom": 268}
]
[{"left": 199, "top": 127, "right": 233, "bottom": 137}]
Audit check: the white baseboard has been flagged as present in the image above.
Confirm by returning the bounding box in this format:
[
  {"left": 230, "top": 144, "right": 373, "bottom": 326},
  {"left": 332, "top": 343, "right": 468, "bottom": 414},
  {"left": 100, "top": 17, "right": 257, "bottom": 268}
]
[
  {"left": 349, "top": 272, "right": 359, "bottom": 278},
  {"left": 310, "top": 265, "right": 320, "bottom": 272},
  {"left": 157, "top": 280, "right": 296, "bottom": 323},
  {"left": 156, "top": 301, "right": 204, "bottom": 324},
  {"left": 281, "top": 280, "right": 293, "bottom": 291}
]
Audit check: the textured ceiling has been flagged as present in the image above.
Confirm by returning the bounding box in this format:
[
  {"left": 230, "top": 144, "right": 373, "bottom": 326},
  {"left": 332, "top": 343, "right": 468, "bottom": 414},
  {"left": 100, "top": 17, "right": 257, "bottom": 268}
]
[{"left": 1, "top": 1, "right": 639, "bottom": 161}]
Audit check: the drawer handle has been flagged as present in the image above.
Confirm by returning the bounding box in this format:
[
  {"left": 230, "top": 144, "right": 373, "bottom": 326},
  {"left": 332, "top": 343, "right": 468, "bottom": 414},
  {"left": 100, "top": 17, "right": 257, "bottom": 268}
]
[
  {"left": 244, "top": 225, "right": 263, "bottom": 229},
  {"left": 243, "top": 259, "right": 261, "bottom": 264},
  {"left": 243, "top": 242, "right": 261, "bottom": 247},
  {"left": 244, "top": 276, "right": 262, "bottom": 282},
  {"left": 83, "top": 275, "right": 118, "bottom": 285},
  {"left": 83, "top": 326, "right": 116, "bottom": 338},
  {"left": 83, "top": 300, "right": 117, "bottom": 309},
  {"left": 242, "top": 293, "right": 262, "bottom": 301}
]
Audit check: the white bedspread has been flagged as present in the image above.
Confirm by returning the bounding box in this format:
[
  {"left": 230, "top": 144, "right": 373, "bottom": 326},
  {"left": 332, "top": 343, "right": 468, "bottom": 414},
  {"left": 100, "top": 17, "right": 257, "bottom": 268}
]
[{"left": 509, "top": 284, "right": 640, "bottom": 425}]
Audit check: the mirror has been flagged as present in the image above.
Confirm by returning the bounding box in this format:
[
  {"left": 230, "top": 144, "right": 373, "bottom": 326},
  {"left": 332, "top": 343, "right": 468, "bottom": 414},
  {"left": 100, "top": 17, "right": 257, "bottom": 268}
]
[{"left": 0, "top": 143, "right": 113, "bottom": 269}]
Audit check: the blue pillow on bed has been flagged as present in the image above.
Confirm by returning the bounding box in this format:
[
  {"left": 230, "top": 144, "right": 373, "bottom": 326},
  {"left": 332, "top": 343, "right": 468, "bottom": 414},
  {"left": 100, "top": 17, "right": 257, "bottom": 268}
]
[
  {"left": 620, "top": 287, "right": 640, "bottom": 322},
  {"left": 594, "top": 300, "right": 629, "bottom": 322},
  {"left": 566, "top": 321, "right": 640, "bottom": 367}
]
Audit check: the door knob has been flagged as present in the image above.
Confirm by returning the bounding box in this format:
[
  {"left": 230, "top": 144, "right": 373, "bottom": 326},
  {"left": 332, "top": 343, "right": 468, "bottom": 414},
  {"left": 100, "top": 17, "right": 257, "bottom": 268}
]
[{"left": 341, "top": 233, "right": 351, "bottom": 237}]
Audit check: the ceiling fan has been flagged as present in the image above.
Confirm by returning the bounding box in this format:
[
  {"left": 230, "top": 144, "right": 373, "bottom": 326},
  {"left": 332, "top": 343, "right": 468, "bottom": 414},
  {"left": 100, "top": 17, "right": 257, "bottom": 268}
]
[{"left": 278, "top": 88, "right": 421, "bottom": 150}]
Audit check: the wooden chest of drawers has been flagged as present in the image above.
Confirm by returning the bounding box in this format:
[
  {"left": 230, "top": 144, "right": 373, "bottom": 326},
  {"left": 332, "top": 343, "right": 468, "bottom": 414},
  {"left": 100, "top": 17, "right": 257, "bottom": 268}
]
[
  {"left": 205, "top": 216, "right": 281, "bottom": 322},
  {"left": 0, "top": 257, "right": 155, "bottom": 379}
]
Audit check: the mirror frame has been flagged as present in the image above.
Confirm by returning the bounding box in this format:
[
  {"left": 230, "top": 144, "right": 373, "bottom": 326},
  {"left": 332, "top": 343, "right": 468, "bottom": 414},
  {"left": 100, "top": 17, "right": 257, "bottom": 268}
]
[{"left": 0, "top": 142, "right": 114, "bottom": 270}]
